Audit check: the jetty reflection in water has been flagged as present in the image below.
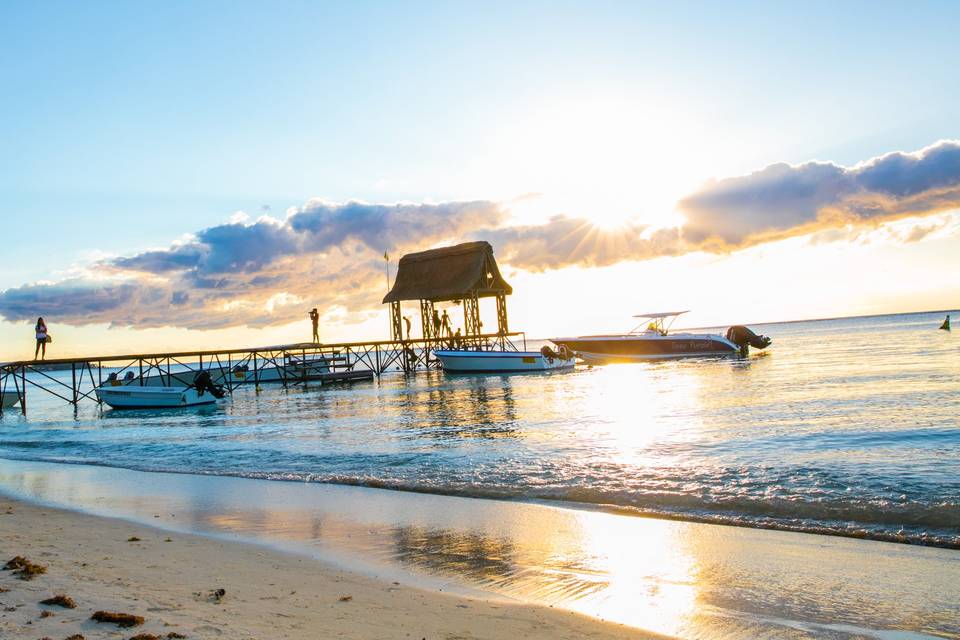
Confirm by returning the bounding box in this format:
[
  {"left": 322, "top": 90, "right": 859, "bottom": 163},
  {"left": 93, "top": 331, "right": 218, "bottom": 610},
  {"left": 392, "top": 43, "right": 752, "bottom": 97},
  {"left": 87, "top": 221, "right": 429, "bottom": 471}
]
[{"left": 0, "top": 460, "right": 956, "bottom": 639}]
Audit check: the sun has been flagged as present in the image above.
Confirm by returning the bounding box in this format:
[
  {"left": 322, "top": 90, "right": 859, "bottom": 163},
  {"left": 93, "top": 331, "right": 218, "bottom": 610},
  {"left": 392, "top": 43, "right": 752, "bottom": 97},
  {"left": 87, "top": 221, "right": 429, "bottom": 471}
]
[{"left": 484, "top": 94, "right": 717, "bottom": 231}]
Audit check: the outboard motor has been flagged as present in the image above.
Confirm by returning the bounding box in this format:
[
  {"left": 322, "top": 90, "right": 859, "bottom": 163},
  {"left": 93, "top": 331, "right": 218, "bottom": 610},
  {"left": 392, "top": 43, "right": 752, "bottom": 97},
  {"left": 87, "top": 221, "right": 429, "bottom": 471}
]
[
  {"left": 193, "top": 371, "right": 226, "bottom": 399},
  {"left": 540, "top": 345, "right": 560, "bottom": 360},
  {"left": 725, "top": 325, "right": 772, "bottom": 356}
]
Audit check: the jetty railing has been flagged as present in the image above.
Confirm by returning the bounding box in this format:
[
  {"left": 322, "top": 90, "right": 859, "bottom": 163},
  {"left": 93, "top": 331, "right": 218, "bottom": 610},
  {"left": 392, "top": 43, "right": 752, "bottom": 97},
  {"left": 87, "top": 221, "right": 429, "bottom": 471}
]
[{"left": 0, "top": 332, "right": 526, "bottom": 415}]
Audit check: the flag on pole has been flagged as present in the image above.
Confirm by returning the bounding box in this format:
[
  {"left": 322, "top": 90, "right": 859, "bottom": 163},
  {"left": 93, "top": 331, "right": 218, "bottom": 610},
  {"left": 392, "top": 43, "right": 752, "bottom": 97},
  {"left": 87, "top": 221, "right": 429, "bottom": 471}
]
[{"left": 384, "top": 251, "right": 389, "bottom": 261}]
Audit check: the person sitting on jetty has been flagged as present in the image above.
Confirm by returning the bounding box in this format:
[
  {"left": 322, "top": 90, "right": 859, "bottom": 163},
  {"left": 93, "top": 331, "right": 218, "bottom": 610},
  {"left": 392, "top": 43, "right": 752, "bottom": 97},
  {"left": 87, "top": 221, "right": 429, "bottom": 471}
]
[
  {"left": 34, "top": 317, "right": 48, "bottom": 360},
  {"left": 941, "top": 315, "right": 951, "bottom": 331},
  {"left": 308, "top": 308, "right": 320, "bottom": 343}
]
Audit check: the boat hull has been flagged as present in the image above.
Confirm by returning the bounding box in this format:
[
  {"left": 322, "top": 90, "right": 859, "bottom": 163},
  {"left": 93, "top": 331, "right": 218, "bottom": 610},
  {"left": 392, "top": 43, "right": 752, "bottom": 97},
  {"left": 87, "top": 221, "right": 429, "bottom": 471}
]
[
  {"left": 1, "top": 392, "right": 19, "bottom": 410},
  {"left": 95, "top": 386, "right": 218, "bottom": 409},
  {"left": 433, "top": 350, "right": 575, "bottom": 373},
  {"left": 553, "top": 333, "right": 739, "bottom": 364}
]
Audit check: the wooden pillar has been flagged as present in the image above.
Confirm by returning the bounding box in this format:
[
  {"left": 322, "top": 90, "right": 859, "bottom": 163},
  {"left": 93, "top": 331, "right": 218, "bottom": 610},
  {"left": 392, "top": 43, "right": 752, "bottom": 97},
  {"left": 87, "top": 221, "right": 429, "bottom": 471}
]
[
  {"left": 71, "top": 363, "right": 78, "bottom": 406},
  {"left": 463, "top": 293, "right": 480, "bottom": 341},
  {"left": 496, "top": 293, "right": 508, "bottom": 336},
  {"left": 389, "top": 301, "right": 403, "bottom": 341},
  {"left": 20, "top": 365, "right": 27, "bottom": 415},
  {"left": 419, "top": 300, "right": 435, "bottom": 340}
]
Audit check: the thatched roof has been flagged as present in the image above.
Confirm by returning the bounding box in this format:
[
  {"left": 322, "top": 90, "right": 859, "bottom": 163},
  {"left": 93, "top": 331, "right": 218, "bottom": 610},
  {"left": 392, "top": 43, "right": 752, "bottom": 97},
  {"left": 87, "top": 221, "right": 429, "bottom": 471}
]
[{"left": 382, "top": 241, "right": 512, "bottom": 303}]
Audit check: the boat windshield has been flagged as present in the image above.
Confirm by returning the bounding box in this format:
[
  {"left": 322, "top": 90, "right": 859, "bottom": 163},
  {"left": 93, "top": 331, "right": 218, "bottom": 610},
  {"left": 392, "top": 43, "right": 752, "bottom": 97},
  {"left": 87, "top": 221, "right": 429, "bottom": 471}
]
[{"left": 627, "top": 311, "right": 688, "bottom": 336}]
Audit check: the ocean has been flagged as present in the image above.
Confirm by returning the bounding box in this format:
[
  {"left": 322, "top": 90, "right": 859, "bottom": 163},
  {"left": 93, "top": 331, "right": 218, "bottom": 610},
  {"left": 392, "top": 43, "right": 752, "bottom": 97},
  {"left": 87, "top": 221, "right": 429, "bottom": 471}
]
[{"left": 1, "top": 310, "right": 958, "bottom": 548}]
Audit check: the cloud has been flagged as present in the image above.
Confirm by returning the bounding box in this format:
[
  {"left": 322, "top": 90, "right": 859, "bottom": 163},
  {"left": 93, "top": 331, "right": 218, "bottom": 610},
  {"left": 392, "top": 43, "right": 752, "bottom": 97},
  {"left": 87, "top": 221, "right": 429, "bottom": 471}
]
[
  {"left": 484, "top": 216, "right": 682, "bottom": 271},
  {"left": 679, "top": 139, "right": 960, "bottom": 249},
  {"left": 1, "top": 141, "right": 958, "bottom": 331},
  {"left": 0, "top": 200, "right": 506, "bottom": 329}
]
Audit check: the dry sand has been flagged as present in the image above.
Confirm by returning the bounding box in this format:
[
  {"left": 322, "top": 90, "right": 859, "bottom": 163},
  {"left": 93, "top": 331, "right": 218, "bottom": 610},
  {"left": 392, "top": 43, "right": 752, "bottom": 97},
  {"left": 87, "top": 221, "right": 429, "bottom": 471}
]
[{"left": 0, "top": 495, "right": 659, "bottom": 640}]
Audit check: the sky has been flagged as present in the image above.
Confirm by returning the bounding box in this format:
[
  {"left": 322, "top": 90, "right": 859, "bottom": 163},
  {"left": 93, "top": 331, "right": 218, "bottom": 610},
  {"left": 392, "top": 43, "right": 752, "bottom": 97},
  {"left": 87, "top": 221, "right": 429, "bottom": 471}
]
[{"left": 1, "top": 1, "right": 959, "bottom": 359}]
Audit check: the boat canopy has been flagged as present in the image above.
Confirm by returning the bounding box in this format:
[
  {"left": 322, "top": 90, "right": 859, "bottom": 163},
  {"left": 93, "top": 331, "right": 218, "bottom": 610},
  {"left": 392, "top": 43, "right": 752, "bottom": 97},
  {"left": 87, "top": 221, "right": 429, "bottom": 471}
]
[{"left": 631, "top": 311, "right": 689, "bottom": 319}]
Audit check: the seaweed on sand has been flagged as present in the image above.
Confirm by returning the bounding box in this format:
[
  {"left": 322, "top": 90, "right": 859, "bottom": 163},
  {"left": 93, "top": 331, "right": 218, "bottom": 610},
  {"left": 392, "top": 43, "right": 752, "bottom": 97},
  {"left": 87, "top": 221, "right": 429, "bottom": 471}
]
[
  {"left": 40, "top": 594, "right": 77, "bottom": 608},
  {"left": 3, "top": 555, "right": 47, "bottom": 580},
  {"left": 91, "top": 610, "right": 145, "bottom": 627}
]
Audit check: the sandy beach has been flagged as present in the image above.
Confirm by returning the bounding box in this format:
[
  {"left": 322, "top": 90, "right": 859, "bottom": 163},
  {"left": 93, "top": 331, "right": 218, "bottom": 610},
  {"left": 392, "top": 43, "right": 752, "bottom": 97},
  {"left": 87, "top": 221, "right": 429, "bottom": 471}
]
[{"left": 0, "top": 494, "right": 656, "bottom": 640}]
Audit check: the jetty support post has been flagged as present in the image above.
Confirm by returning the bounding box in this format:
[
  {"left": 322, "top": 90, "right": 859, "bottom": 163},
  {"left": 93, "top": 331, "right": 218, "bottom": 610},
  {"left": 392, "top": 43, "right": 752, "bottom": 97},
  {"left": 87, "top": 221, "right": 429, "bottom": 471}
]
[
  {"left": 20, "top": 365, "right": 27, "bottom": 415},
  {"left": 71, "top": 362, "right": 78, "bottom": 406},
  {"left": 463, "top": 293, "right": 480, "bottom": 344},
  {"left": 496, "top": 293, "right": 509, "bottom": 349},
  {"left": 389, "top": 301, "right": 403, "bottom": 341}
]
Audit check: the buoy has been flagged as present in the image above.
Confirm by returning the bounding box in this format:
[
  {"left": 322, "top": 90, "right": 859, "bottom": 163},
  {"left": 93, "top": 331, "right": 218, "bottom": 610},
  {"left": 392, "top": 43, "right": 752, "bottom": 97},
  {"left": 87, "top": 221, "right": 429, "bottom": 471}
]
[{"left": 940, "top": 315, "right": 951, "bottom": 331}]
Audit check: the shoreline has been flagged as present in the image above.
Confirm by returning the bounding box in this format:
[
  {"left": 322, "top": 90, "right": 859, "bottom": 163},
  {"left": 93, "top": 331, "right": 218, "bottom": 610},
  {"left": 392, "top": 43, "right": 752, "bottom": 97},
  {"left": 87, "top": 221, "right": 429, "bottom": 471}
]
[
  {"left": 0, "top": 494, "right": 655, "bottom": 640},
  {"left": 1, "top": 454, "right": 954, "bottom": 551},
  {"left": 0, "top": 459, "right": 958, "bottom": 638}
]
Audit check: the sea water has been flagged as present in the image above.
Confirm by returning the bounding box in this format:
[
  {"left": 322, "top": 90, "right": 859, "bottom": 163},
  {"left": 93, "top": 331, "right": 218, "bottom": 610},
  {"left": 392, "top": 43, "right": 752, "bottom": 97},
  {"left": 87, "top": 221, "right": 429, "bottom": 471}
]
[{"left": 1, "top": 311, "right": 958, "bottom": 548}]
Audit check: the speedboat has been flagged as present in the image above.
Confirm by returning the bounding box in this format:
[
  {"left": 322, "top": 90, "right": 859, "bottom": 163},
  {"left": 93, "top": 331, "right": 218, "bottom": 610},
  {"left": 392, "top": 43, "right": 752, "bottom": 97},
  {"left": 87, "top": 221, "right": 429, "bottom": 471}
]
[
  {"left": 552, "top": 311, "right": 771, "bottom": 364},
  {"left": 434, "top": 346, "right": 575, "bottom": 373}
]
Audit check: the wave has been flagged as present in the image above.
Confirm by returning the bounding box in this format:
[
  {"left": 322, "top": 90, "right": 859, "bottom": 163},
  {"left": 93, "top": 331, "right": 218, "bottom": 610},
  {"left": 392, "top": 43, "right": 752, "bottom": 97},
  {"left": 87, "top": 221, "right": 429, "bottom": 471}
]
[{"left": 0, "top": 452, "right": 956, "bottom": 550}]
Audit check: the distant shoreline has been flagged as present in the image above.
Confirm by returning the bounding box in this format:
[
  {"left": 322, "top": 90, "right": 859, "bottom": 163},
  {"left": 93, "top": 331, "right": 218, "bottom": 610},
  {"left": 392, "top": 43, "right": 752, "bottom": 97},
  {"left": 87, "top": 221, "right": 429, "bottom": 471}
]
[{"left": 530, "top": 307, "right": 960, "bottom": 338}]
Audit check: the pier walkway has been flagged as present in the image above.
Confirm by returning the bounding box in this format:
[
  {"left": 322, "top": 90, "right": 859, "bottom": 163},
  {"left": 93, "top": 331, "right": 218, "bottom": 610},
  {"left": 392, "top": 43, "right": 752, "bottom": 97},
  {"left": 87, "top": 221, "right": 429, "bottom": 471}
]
[{"left": 0, "top": 332, "right": 525, "bottom": 415}]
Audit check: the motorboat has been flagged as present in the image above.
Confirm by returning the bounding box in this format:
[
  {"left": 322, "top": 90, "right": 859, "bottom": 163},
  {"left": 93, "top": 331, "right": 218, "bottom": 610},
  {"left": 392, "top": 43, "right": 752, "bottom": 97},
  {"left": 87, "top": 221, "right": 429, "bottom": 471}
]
[
  {"left": 96, "top": 371, "right": 226, "bottom": 409},
  {"left": 552, "top": 311, "right": 771, "bottom": 364},
  {"left": 96, "top": 386, "right": 219, "bottom": 409},
  {"left": 434, "top": 346, "right": 575, "bottom": 373}
]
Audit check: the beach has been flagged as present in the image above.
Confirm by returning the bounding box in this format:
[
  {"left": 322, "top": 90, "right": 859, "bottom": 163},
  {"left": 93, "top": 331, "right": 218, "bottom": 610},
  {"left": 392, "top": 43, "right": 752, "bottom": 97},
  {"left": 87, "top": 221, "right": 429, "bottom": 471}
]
[
  {"left": 0, "top": 459, "right": 958, "bottom": 639},
  {"left": 0, "top": 494, "right": 652, "bottom": 640}
]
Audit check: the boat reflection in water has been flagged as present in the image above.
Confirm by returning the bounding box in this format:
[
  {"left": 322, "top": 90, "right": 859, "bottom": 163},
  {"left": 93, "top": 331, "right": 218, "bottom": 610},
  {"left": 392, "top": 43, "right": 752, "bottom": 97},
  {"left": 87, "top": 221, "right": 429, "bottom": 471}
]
[{"left": 553, "top": 311, "right": 772, "bottom": 364}]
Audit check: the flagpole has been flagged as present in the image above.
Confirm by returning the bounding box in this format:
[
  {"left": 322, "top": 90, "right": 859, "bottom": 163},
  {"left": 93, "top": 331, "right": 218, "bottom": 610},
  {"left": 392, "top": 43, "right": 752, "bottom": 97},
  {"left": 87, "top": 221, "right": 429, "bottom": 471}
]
[{"left": 384, "top": 251, "right": 390, "bottom": 293}]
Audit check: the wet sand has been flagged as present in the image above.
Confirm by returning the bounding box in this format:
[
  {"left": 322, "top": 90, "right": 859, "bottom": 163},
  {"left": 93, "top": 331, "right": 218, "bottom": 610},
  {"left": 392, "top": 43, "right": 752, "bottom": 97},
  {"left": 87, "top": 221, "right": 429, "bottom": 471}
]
[
  {"left": 0, "top": 460, "right": 958, "bottom": 639},
  {"left": 0, "top": 495, "right": 653, "bottom": 640}
]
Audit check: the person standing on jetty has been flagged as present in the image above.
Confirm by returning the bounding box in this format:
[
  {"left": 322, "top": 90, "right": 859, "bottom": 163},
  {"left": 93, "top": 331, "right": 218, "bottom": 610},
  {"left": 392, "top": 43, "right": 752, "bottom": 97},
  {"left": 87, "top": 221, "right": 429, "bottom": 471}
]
[
  {"left": 308, "top": 308, "right": 320, "bottom": 343},
  {"left": 34, "top": 317, "right": 49, "bottom": 360},
  {"left": 440, "top": 309, "right": 452, "bottom": 337}
]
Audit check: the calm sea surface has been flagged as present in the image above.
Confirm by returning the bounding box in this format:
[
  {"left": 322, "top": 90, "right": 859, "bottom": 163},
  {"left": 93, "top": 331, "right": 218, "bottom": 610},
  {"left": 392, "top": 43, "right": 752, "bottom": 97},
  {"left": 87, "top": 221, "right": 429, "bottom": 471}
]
[{"left": 1, "top": 311, "right": 958, "bottom": 547}]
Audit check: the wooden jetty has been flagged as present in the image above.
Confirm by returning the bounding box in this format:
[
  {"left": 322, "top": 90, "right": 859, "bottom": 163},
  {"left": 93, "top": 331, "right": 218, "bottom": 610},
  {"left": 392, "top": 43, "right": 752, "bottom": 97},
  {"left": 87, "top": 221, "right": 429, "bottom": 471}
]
[
  {"left": 0, "top": 241, "right": 524, "bottom": 415},
  {"left": 0, "top": 332, "right": 523, "bottom": 415}
]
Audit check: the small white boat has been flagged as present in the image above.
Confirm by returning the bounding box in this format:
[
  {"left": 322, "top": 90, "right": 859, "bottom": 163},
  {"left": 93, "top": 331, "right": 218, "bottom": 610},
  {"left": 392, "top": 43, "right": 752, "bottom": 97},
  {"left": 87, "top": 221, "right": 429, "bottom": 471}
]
[
  {"left": 95, "top": 385, "right": 220, "bottom": 409},
  {"left": 434, "top": 348, "right": 575, "bottom": 373}
]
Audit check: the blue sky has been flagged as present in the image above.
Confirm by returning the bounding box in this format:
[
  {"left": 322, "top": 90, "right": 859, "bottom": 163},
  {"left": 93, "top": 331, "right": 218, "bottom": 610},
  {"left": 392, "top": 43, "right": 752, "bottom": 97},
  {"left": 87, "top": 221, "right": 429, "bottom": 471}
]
[{"left": 1, "top": 1, "right": 958, "bottom": 355}]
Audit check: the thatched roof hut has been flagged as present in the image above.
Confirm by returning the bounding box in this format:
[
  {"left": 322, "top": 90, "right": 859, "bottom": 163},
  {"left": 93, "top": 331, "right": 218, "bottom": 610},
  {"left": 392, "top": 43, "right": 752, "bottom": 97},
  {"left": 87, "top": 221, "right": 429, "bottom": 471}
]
[{"left": 382, "top": 241, "right": 512, "bottom": 304}]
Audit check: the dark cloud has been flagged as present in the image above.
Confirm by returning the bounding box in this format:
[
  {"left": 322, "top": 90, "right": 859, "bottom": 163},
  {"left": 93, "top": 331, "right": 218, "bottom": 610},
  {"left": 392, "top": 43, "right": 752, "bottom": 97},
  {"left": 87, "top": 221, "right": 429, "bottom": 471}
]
[
  {"left": 679, "top": 140, "right": 960, "bottom": 249},
  {"left": 111, "top": 244, "right": 206, "bottom": 273},
  {"left": 0, "top": 279, "right": 167, "bottom": 327}
]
